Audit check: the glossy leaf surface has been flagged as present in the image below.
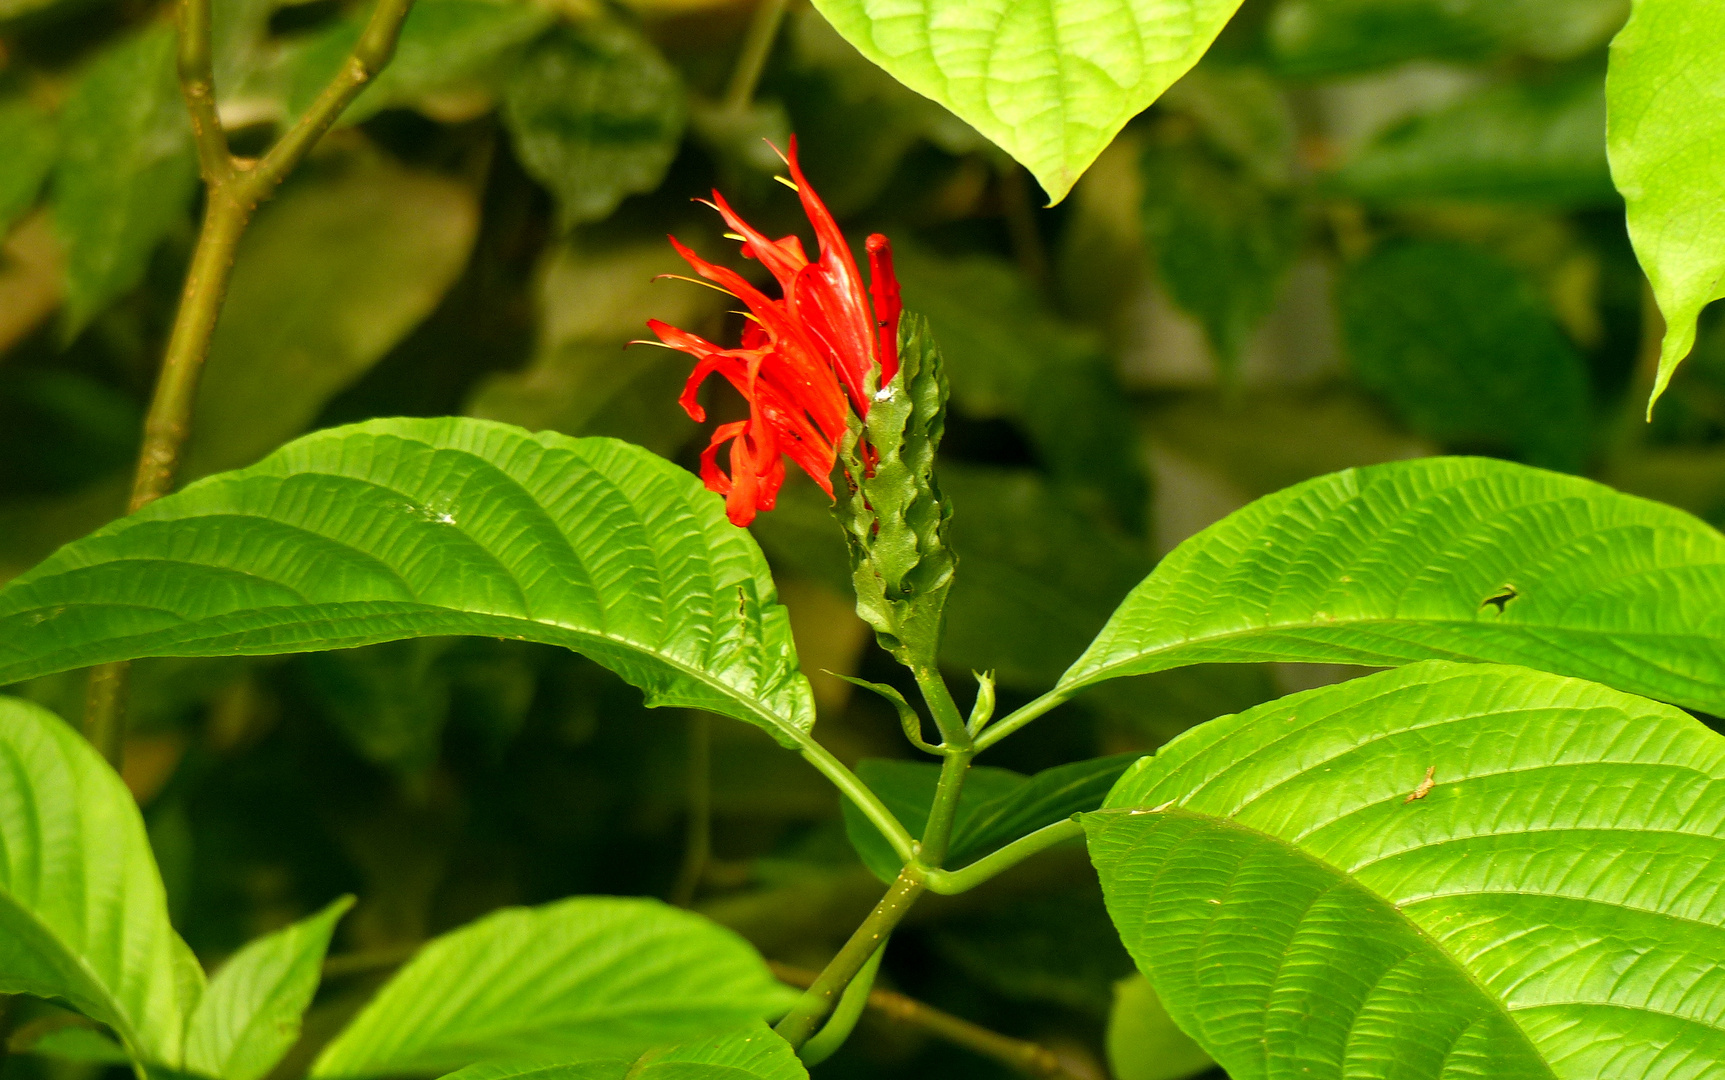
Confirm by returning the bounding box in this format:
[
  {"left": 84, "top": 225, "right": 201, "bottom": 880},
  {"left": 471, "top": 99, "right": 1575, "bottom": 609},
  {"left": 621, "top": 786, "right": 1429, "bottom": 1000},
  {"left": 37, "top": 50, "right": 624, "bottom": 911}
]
[
  {"left": 1607, "top": 0, "right": 1725, "bottom": 410},
  {"left": 808, "top": 0, "right": 1245, "bottom": 202},
  {"left": 843, "top": 754, "right": 1136, "bottom": 881},
  {"left": 0, "top": 696, "right": 197, "bottom": 1064},
  {"left": 1088, "top": 661, "right": 1725, "bottom": 1078},
  {"left": 1059, "top": 457, "right": 1725, "bottom": 714},
  {"left": 312, "top": 898, "right": 797, "bottom": 1077},
  {"left": 434, "top": 1024, "right": 806, "bottom": 1080},
  {"left": 0, "top": 417, "right": 816, "bottom": 744},
  {"left": 184, "top": 897, "right": 353, "bottom": 1080}
]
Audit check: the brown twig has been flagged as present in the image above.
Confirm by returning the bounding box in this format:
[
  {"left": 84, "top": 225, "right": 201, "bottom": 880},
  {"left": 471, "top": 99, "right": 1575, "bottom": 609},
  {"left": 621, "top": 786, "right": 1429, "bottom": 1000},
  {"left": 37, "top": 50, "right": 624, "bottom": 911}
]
[
  {"left": 82, "top": 0, "right": 421, "bottom": 767},
  {"left": 769, "top": 962, "right": 1094, "bottom": 1079}
]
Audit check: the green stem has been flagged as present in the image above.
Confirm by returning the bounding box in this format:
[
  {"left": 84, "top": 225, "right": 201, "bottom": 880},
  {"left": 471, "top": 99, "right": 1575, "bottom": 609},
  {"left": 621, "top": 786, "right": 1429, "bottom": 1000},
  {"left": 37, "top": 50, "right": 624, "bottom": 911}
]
[
  {"left": 922, "top": 816, "right": 1085, "bottom": 895},
  {"left": 80, "top": 0, "right": 420, "bottom": 768},
  {"left": 774, "top": 867, "right": 924, "bottom": 1048},
  {"left": 722, "top": 0, "right": 788, "bottom": 114},
  {"left": 972, "top": 687, "right": 1071, "bottom": 752},
  {"left": 796, "top": 942, "right": 885, "bottom": 1065},
  {"left": 916, "top": 747, "right": 972, "bottom": 867},
  {"left": 793, "top": 732, "right": 916, "bottom": 865},
  {"left": 913, "top": 664, "right": 969, "bottom": 749}
]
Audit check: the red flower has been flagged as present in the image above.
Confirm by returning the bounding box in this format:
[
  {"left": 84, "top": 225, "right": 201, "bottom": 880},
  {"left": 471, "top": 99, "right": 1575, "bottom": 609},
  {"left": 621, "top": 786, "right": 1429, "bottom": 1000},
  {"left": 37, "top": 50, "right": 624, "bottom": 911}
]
[{"left": 645, "top": 138, "right": 902, "bottom": 526}]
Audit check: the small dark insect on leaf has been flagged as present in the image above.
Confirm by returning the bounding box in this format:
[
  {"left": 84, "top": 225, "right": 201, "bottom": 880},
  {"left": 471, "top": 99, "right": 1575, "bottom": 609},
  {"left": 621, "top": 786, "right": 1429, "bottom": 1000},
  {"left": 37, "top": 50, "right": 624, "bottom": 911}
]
[
  {"left": 736, "top": 585, "right": 747, "bottom": 617},
  {"left": 1481, "top": 585, "right": 1518, "bottom": 613}
]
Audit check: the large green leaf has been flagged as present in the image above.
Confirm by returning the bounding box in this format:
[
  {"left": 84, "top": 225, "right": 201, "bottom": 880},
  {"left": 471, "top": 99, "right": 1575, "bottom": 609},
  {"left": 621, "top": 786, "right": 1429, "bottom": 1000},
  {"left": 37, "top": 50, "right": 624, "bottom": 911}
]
[
  {"left": 0, "top": 417, "right": 816, "bottom": 744},
  {"left": 808, "top": 0, "right": 1245, "bottom": 203},
  {"left": 310, "top": 898, "right": 797, "bottom": 1077},
  {"left": 1337, "top": 241, "right": 1590, "bottom": 472},
  {"left": 0, "top": 98, "right": 56, "bottom": 237},
  {"left": 1087, "top": 660, "right": 1725, "bottom": 1078},
  {"left": 0, "top": 696, "right": 199, "bottom": 1064},
  {"left": 1058, "top": 456, "right": 1725, "bottom": 714},
  {"left": 1607, "top": 0, "right": 1725, "bottom": 412},
  {"left": 434, "top": 1024, "right": 806, "bottom": 1080},
  {"left": 1106, "top": 975, "right": 1212, "bottom": 1080},
  {"left": 842, "top": 754, "right": 1135, "bottom": 882},
  {"left": 501, "top": 21, "right": 685, "bottom": 230},
  {"left": 1335, "top": 77, "right": 1615, "bottom": 206},
  {"left": 50, "top": 24, "right": 199, "bottom": 340},
  {"left": 185, "top": 154, "right": 478, "bottom": 477},
  {"left": 183, "top": 897, "right": 352, "bottom": 1080}
]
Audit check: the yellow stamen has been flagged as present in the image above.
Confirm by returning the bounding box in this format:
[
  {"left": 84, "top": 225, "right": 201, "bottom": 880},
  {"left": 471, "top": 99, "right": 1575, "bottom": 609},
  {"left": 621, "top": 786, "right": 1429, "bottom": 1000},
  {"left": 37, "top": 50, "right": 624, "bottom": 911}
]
[{"left": 773, "top": 175, "right": 800, "bottom": 192}]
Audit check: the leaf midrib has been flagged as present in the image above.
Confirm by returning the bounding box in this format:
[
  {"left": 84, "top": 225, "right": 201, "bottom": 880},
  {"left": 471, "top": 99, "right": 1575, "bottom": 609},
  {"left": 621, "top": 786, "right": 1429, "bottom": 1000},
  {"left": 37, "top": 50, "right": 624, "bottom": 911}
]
[
  {"left": 1107, "top": 806, "right": 1562, "bottom": 1079},
  {"left": 0, "top": 887, "right": 146, "bottom": 1059},
  {"left": 0, "top": 600, "right": 809, "bottom": 737}
]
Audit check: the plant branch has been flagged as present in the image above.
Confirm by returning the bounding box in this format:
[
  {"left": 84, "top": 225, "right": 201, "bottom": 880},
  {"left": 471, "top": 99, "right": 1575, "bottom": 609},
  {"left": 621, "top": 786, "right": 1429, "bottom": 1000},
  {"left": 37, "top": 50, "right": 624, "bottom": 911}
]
[
  {"left": 922, "top": 816, "right": 1085, "bottom": 895},
  {"left": 792, "top": 731, "right": 917, "bottom": 865},
  {"left": 913, "top": 664, "right": 970, "bottom": 750},
  {"left": 972, "top": 687, "right": 1071, "bottom": 752},
  {"left": 722, "top": 0, "right": 788, "bottom": 114},
  {"left": 176, "top": 0, "right": 231, "bottom": 185},
  {"left": 915, "top": 746, "right": 973, "bottom": 867},
  {"left": 774, "top": 867, "right": 925, "bottom": 1048},
  {"left": 669, "top": 712, "right": 713, "bottom": 907},
  {"left": 769, "top": 962, "right": 1094, "bottom": 1080},
  {"left": 82, "top": 0, "right": 420, "bottom": 768}
]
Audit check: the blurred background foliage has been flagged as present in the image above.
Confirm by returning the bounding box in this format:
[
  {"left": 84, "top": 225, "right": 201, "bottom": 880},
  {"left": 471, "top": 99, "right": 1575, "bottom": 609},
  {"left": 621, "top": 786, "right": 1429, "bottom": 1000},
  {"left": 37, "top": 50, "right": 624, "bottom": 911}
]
[{"left": 1, "top": 0, "right": 1721, "bottom": 1076}]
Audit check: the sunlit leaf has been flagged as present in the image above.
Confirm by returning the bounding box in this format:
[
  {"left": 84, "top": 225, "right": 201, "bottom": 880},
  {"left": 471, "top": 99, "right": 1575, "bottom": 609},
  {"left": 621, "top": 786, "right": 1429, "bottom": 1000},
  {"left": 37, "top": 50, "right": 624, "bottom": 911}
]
[
  {"left": 433, "top": 1024, "right": 807, "bottom": 1080},
  {"left": 0, "top": 98, "right": 56, "bottom": 237},
  {"left": 0, "top": 417, "right": 817, "bottom": 745},
  {"left": 501, "top": 21, "right": 685, "bottom": 229},
  {"left": 842, "top": 754, "right": 1135, "bottom": 882},
  {"left": 1606, "top": 0, "right": 1725, "bottom": 412},
  {"left": 310, "top": 898, "right": 797, "bottom": 1077},
  {"left": 1337, "top": 241, "right": 1591, "bottom": 471},
  {"left": 0, "top": 696, "right": 199, "bottom": 1064},
  {"left": 185, "top": 153, "right": 478, "bottom": 477},
  {"left": 1105, "top": 974, "right": 1212, "bottom": 1080},
  {"left": 184, "top": 897, "right": 353, "bottom": 1080},
  {"left": 50, "top": 24, "right": 198, "bottom": 339},
  {"left": 808, "top": 0, "right": 1247, "bottom": 203},
  {"left": 1336, "top": 77, "right": 1615, "bottom": 206},
  {"left": 1088, "top": 660, "right": 1725, "bottom": 1078},
  {"left": 1060, "top": 456, "right": 1725, "bottom": 714}
]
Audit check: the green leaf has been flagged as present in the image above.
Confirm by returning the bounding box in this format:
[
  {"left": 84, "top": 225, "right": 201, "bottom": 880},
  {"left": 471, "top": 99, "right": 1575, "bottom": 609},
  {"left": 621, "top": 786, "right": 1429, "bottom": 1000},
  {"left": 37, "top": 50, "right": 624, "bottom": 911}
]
[
  {"left": 434, "top": 1023, "right": 807, "bottom": 1080},
  {"left": 1105, "top": 975, "right": 1212, "bottom": 1080},
  {"left": 20, "top": 1026, "right": 136, "bottom": 1065},
  {"left": 284, "top": 0, "right": 554, "bottom": 123},
  {"left": 501, "top": 21, "right": 685, "bottom": 230},
  {"left": 310, "top": 898, "right": 797, "bottom": 1077},
  {"left": 833, "top": 313, "right": 955, "bottom": 668},
  {"left": 183, "top": 897, "right": 353, "bottom": 1080},
  {"left": 932, "top": 887, "right": 1136, "bottom": 1015},
  {"left": 807, "top": 0, "right": 1247, "bottom": 202},
  {"left": 51, "top": 24, "right": 199, "bottom": 340},
  {"left": 0, "top": 417, "right": 817, "bottom": 746},
  {"left": 1337, "top": 241, "right": 1591, "bottom": 471},
  {"left": 1271, "top": 0, "right": 1628, "bottom": 76},
  {"left": 1087, "top": 660, "right": 1725, "bottom": 1078},
  {"left": 1607, "top": 0, "right": 1725, "bottom": 412},
  {"left": 184, "top": 153, "right": 478, "bottom": 477},
  {"left": 0, "top": 696, "right": 199, "bottom": 1064},
  {"left": 0, "top": 98, "right": 57, "bottom": 236},
  {"left": 891, "top": 248, "right": 1148, "bottom": 533},
  {"left": 1058, "top": 456, "right": 1725, "bottom": 714},
  {"left": 1336, "top": 77, "right": 1616, "bottom": 206},
  {"left": 842, "top": 754, "right": 1135, "bottom": 882},
  {"left": 1140, "top": 133, "right": 1300, "bottom": 376}
]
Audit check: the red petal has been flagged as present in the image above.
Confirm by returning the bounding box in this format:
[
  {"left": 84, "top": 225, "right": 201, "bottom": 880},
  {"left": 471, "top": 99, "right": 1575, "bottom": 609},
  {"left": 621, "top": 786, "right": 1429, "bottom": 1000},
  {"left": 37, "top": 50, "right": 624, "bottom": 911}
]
[{"left": 866, "top": 234, "right": 902, "bottom": 386}]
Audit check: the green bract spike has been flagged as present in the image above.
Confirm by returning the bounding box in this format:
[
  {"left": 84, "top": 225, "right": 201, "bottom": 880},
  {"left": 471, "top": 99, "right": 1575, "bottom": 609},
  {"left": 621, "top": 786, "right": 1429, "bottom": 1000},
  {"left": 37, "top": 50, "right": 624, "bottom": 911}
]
[{"left": 831, "top": 313, "right": 956, "bottom": 670}]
